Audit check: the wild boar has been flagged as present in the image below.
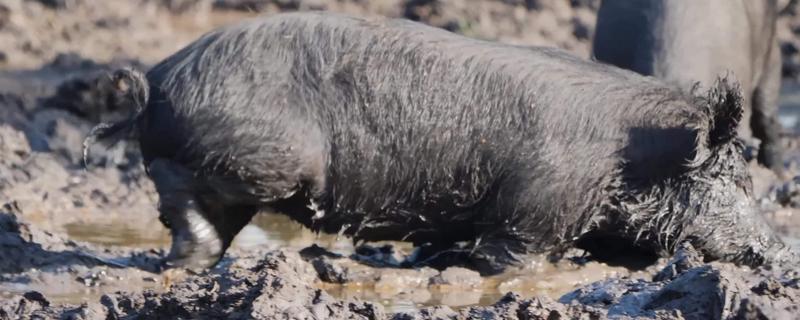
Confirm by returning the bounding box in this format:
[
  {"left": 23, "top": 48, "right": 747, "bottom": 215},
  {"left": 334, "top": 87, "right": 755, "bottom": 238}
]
[{"left": 86, "top": 12, "right": 796, "bottom": 275}]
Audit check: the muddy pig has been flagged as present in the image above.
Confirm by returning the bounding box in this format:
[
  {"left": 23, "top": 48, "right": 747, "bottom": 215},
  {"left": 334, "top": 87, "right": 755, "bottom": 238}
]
[
  {"left": 85, "top": 12, "right": 796, "bottom": 275},
  {"left": 593, "top": 0, "right": 789, "bottom": 176}
]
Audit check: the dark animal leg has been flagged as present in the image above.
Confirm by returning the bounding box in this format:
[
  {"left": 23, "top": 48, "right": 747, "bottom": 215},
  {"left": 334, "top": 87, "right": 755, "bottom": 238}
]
[
  {"left": 407, "top": 235, "right": 528, "bottom": 276},
  {"left": 466, "top": 235, "right": 528, "bottom": 276},
  {"left": 149, "top": 158, "right": 258, "bottom": 270},
  {"left": 751, "top": 40, "right": 785, "bottom": 177},
  {"left": 406, "top": 242, "right": 469, "bottom": 270}
]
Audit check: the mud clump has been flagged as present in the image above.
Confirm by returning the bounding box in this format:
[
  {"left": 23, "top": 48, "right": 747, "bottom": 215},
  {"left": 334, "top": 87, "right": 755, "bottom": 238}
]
[
  {"left": 0, "top": 201, "right": 98, "bottom": 274},
  {"left": 89, "top": 251, "right": 383, "bottom": 319},
  {"left": 19, "top": 208, "right": 799, "bottom": 319},
  {"left": 0, "top": 125, "right": 31, "bottom": 189},
  {"left": 1, "top": 250, "right": 386, "bottom": 320},
  {"left": 429, "top": 267, "right": 483, "bottom": 289},
  {"left": 394, "top": 245, "right": 800, "bottom": 320},
  {"left": 0, "top": 207, "right": 385, "bottom": 319},
  {"left": 0, "top": 200, "right": 160, "bottom": 277}
]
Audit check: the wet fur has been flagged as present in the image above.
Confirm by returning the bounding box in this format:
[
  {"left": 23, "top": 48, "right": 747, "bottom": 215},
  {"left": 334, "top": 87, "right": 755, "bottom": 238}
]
[{"left": 87, "top": 12, "right": 793, "bottom": 274}]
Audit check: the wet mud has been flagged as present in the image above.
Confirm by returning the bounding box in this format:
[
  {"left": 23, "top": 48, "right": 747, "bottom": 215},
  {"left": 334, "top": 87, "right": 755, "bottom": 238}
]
[
  {"left": 1, "top": 0, "right": 800, "bottom": 319},
  {"left": 2, "top": 201, "right": 800, "bottom": 319}
]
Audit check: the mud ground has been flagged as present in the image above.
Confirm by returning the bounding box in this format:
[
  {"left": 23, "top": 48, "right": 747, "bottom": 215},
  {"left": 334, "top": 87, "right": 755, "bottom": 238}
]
[{"left": 1, "top": 0, "right": 800, "bottom": 319}]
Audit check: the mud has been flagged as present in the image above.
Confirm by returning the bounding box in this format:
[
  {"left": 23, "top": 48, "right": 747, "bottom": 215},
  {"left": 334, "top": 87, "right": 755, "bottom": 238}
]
[
  {"left": 2, "top": 203, "right": 800, "bottom": 319},
  {"left": 1, "top": 0, "right": 800, "bottom": 319},
  {"left": 415, "top": 244, "right": 800, "bottom": 320}
]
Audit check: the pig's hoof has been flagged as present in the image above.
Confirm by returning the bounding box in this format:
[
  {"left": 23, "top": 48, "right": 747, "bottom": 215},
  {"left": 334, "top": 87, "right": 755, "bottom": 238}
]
[{"left": 162, "top": 203, "right": 224, "bottom": 271}]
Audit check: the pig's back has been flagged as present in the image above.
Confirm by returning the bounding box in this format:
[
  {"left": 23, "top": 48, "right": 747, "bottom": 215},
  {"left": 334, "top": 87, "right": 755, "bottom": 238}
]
[{"left": 140, "top": 12, "right": 705, "bottom": 222}]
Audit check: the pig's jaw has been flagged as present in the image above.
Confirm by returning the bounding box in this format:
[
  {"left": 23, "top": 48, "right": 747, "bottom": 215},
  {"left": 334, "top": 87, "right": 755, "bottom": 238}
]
[
  {"left": 685, "top": 192, "right": 769, "bottom": 264},
  {"left": 677, "top": 142, "right": 796, "bottom": 267},
  {"left": 685, "top": 192, "right": 798, "bottom": 267},
  {"left": 610, "top": 138, "right": 797, "bottom": 268}
]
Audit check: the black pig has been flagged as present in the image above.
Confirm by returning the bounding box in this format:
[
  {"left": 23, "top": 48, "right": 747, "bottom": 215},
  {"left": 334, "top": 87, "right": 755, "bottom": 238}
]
[
  {"left": 593, "top": 0, "right": 788, "bottom": 175},
  {"left": 86, "top": 12, "right": 796, "bottom": 275}
]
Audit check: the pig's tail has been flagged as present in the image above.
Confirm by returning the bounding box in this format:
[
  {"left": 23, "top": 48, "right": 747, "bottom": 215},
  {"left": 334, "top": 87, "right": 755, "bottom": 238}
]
[{"left": 82, "top": 67, "right": 150, "bottom": 168}]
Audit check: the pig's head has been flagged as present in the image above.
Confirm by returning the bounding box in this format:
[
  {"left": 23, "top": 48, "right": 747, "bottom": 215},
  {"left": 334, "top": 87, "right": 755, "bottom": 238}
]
[{"left": 602, "top": 78, "right": 797, "bottom": 268}]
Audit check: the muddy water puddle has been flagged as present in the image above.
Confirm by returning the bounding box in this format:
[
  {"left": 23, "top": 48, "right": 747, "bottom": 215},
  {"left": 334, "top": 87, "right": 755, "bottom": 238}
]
[
  {"left": 63, "top": 222, "right": 170, "bottom": 248},
  {"left": 318, "top": 259, "right": 653, "bottom": 313},
  {"left": 55, "top": 213, "right": 655, "bottom": 313},
  {"left": 0, "top": 271, "right": 164, "bottom": 305}
]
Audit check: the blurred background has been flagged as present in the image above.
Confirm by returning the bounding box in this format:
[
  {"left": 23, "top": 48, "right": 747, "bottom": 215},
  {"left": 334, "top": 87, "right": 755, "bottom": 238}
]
[{"left": 2, "top": 0, "right": 800, "bottom": 134}]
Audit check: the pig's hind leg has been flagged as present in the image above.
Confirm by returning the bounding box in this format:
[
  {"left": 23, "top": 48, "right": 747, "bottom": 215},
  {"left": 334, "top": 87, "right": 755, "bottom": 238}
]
[{"left": 148, "top": 158, "right": 258, "bottom": 270}]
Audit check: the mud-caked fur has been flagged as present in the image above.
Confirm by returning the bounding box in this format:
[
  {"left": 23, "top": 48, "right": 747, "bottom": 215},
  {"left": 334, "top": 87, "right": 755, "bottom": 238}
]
[
  {"left": 87, "top": 12, "right": 796, "bottom": 275},
  {"left": 593, "top": 0, "right": 787, "bottom": 175}
]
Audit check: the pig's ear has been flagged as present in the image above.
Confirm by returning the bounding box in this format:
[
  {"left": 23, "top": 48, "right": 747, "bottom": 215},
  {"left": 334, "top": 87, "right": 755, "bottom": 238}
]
[{"left": 705, "top": 77, "right": 744, "bottom": 147}]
